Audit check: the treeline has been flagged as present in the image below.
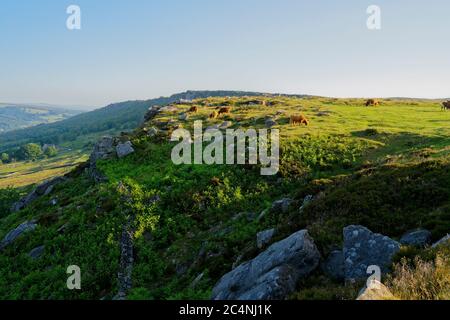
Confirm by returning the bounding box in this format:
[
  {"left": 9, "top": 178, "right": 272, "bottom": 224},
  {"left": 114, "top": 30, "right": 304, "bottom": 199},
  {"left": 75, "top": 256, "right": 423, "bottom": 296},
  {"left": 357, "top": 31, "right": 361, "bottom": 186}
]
[{"left": 1, "top": 143, "right": 58, "bottom": 164}]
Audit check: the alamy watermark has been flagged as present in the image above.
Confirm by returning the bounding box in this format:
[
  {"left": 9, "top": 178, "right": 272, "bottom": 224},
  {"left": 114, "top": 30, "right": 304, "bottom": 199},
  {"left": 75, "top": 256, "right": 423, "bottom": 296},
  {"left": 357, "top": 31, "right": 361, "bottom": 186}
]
[
  {"left": 367, "top": 5, "right": 381, "bottom": 30},
  {"left": 170, "top": 121, "right": 280, "bottom": 176},
  {"left": 66, "top": 5, "right": 81, "bottom": 30},
  {"left": 66, "top": 265, "right": 81, "bottom": 290}
]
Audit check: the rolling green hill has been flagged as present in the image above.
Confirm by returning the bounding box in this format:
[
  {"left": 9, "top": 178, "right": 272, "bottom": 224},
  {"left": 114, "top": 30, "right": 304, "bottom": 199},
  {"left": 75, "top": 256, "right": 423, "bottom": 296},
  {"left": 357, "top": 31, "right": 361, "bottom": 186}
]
[
  {"left": 0, "top": 104, "right": 82, "bottom": 134},
  {"left": 0, "top": 95, "right": 449, "bottom": 300},
  {"left": 0, "top": 91, "right": 285, "bottom": 153}
]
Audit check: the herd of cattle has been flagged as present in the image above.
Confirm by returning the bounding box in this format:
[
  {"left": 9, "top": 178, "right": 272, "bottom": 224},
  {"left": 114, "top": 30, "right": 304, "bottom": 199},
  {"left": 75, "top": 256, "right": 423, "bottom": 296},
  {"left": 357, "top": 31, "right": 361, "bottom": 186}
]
[{"left": 179, "top": 98, "right": 449, "bottom": 129}]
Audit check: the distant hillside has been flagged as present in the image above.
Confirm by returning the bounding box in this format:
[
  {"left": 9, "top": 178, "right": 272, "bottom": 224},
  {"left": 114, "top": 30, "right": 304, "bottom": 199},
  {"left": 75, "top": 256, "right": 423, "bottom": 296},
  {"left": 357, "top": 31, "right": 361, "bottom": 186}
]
[
  {"left": 0, "top": 104, "right": 82, "bottom": 133},
  {"left": 0, "top": 91, "right": 303, "bottom": 152}
]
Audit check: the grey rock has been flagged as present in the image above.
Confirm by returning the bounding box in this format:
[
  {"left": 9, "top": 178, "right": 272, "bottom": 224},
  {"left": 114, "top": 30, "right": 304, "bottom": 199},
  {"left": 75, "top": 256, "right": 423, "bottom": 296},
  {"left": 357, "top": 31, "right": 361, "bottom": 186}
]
[
  {"left": 299, "top": 195, "right": 314, "bottom": 212},
  {"left": 11, "top": 177, "right": 66, "bottom": 212},
  {"left": 50, "top": 198, "right": 58, "bottom": 206},
  {"left": 220, "top": 121, "right": 233, "bottom": 129},
  {"left": 400, "top": 229, "right": 432, "bottom": 247},
  {"left": 179, "top": 113, "right": 189, "bottom": 121},
  {"left": 28, "top": 245, "right": 45, "bottom": 260},
  {"left": 160, "top": 105, "right": 178, "bottom": 113},
  {"left": 265, "top": 118, "right": 277, "bottom": 128},
  {"left": 90, "top": 136, "right": 115, "bottom": 164},
  {"left": 232, "top": 212, "right": 257, "bottom": 222},
  {"left": 116, "top": 141, "right": 135, "bottom": 158},
  {"left": 271, "top": 198, "right": 292, "bottom": 213},
  {"left": 0, "top": 221, "right": 38, "bottom": 250},
  {"left": 211, "top": 229, "right": 320, "bottom": 300},
  {"left": 257, "top": 228, "right": 276, "bottom": 249},
  {"left": 257, "top": 209, "right": 270, "bottom": 221},
  {"left": 190, "top": 272, "right": 205, "bottom": 289},
  {"left": 144, "top": 106, "right": 162, "bottom": 122},
  {"left": 321, "top": 250, "right": 344, "bottom": 280},
  {"left": 343, "top": 225, "right": 400, "bottom": 281},
  {"left": 432, "top": 234, "right": 450, "bottom": 248},
  {"left": 147, "top": 127, "right": 158, "bottom": 137}
]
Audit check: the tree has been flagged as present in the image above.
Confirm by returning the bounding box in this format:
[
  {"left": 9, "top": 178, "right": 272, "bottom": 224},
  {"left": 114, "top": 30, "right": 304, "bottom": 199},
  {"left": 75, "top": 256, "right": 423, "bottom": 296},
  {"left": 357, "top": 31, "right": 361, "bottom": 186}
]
[
  {"left": 1, "top": 153, "right": 9, "bottom": 164},
  {"left": 44, "top": 145, "right": 58, "bottom": 158},
  {"left": 19, "top": 143, "right": 43, "bottom": 161}
]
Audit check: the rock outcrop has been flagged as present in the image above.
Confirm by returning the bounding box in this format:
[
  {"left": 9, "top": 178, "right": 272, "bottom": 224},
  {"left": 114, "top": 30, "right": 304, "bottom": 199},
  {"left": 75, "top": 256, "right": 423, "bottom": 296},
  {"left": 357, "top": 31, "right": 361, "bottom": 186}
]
[
  {"left": 116, "top": 141, "right": 135, "bottom": 158},
  {"left": 400, "top": 229, "right": 432, "bottom": 247},
  {"left": 321, "top": 250, "right": 345, "bottom": 281},
  {"left": 0, "top": 221, "right": 38, "bottom": 250},
  {"left": 256, "top": 228, "right": 276, "bottom": 249},
  {"left": 271, "top": 198, "right": 292, "bottom": 214},
  {"left": 432, "top": 234, "right": 450, "bottom": 248},
  {"left": 211, "top": 229, "right": 320, "bottom": 300},
  {"left": 11, "top": 177, "right": 66, "bottom": 212},
  {"left": 89, "top": 136, "right": 116, "bottom": 164},
  {"left": 28, "top": 245, "right": 45, "bottom": 260},
  {"left": 343, "top": 225, "right": 400, "bottom": 281}
]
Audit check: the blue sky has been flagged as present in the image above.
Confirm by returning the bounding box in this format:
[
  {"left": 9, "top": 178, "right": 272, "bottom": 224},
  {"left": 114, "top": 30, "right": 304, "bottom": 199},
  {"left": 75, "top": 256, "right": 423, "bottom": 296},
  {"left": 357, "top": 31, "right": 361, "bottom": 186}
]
[{"left": 1, "top": 0, "right": 449, "bottom": 108}]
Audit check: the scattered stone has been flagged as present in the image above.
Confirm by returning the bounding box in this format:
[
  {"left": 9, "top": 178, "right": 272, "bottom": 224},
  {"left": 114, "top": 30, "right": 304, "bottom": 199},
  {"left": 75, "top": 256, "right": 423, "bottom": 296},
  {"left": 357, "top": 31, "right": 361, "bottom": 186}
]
[
  {"left": 357, "top": 280, "right": 396, "bottom": 300},
  {"left": 206, "top": 125, "right": 220, "bottom": 131},
  {"left": 28, "top": 245, "right": 45, "bottom": 260},
  {"left": 160, "top": 105, "right": 179, "bottom": 113},
  {"left": 11, "top": 177, "right": 66, "bottom": 212},
  {"left": 299, "top": 195, "right": 314, "bottom": 212},
  {"left": 432, "top": 234, "right": 450, "bottom": 248},
  {"left": 316, "top": 111, "right": 332, "bottom": 117},
  {"left": 116, "top": 141, "right": 135, "bottom": 158},
  {"left": 343, "top": 225, "right": 400, "bottom": 281},
  {"left": 190, "top": 272, "right": 205, "bottom": 289},
  {"left": 147, "top": 127, "right": 158, "bottom": 137},
  {"left": 144, "top": 106, "right": 162, "bottom": 122},
  {"left": 271, "top": 198, "right": 292, "bottom": 213},
  {"left": 50, "top": 198, "right": 58, "bottom": 206},
  {"left": 220, "top": 121, "right": 233, "bottom": 129},
  {"left": 90, "top": 136, "right": 115, "bottom": 164},
  {"left": 0, "top": 221, "right": 38, "bottom": 250},
  {"left": 211, "top": 229, "right": 320, "bottom": 300},
  {"left": 400, "top": 229, "right": 432, "bottom": 247},
  {"left": 232, "top": 212, "right": 257, "bottom": 222},
  {"left": 257, "top": 208, "right": 270, "bottom": 221},
  {"left": 257, "top": 228, "right": 276, "bottom": 249},
  {"left": 321, "top": 250, "right": 344, "bottom": 281},
  {"left": 265, "top": 118, "right": 277, "bottom": 128},
  {"left": 179, "top": 113, "right": 189, "bottom": 121}
]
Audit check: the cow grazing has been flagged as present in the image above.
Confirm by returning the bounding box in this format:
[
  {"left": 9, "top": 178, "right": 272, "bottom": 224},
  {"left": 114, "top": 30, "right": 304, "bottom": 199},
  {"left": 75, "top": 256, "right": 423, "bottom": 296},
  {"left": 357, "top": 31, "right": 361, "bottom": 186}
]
[
  {"left": 218, "top": 107, "right": 232, "bottom": 116},
  {"left": 365, "top": 99, "right": 380, "bottom": 107},
  {"left": 209, "top": 111, "right": 219, "bottom": 119},
  {"left": 441, "top": 101, "right": 450, "bottom": 111},
  {"left": 290, "top": 114, "right": 309, "bottom": 126},
  {"left": 188, "top": 106, "right": 198, "bottom": 113}
]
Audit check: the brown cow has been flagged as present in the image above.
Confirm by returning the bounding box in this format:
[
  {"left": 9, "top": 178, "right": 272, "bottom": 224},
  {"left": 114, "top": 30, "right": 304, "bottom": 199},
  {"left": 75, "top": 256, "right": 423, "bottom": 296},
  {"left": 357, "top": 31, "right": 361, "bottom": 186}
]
[
  {"left": 365, "top": 99, "right": 380, "bottom": 107},
  {"left": 188, "top": 106, "right": 198, "bottom": 113},
  {"left": 290, "top": 114, "right": 309, "bottom": 126},
  {"left": 218, "top": 107, "right": 232, "bottom": 116},
  {"left": 441, "top": 101, "right": 450, "bottom": 111},
  {"left": 209, "top": 111, "right": 219, "bottom": 119}
]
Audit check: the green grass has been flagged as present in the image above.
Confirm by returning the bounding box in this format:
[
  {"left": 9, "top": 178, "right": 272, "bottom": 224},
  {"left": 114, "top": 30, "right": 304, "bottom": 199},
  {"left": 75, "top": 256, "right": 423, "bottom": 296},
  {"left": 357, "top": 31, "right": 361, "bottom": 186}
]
[
  {"left": 0, "top": 150, "right": 88, "bottom": 189},
  {"left": 0, "top": 96, "right": 449, "bottom": 300}
]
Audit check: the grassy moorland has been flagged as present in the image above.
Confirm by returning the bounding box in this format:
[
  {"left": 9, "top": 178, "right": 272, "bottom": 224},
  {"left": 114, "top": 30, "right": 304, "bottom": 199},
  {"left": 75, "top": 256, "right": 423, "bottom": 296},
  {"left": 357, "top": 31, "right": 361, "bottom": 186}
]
[
  {"left": 0, "top": 151, "right": 88, "bottom": 189},
  {"left": 0, "top": 96, "right": 448, "bottom": 300}
]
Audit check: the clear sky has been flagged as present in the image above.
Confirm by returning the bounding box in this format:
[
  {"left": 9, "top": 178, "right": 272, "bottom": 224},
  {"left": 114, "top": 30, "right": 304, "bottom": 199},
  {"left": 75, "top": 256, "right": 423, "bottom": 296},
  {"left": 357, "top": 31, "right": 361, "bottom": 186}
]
[{"left": 1, "top": 0, "right": 449, "bottom": 108}]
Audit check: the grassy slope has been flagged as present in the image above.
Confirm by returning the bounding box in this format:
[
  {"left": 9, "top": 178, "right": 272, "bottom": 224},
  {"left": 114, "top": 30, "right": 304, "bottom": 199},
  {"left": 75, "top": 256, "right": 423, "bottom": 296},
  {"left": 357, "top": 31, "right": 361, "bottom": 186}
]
[
  {"left": 0, "top": 96, "right": 449, "bottom": 299},
  {"left": 0, "top": 151, "right": 88, "bottom": 189}
]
